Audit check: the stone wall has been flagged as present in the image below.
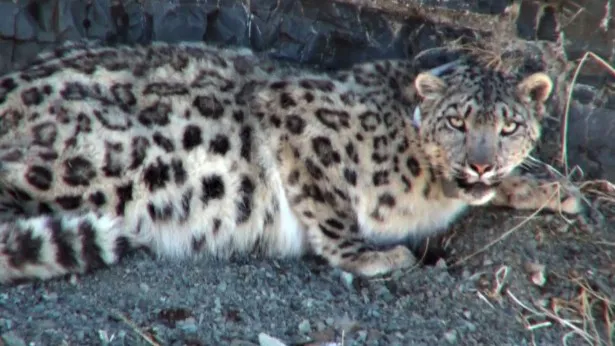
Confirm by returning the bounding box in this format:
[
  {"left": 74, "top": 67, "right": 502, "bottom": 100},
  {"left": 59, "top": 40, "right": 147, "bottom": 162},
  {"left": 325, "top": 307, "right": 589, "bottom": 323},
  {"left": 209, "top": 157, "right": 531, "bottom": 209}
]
[{"left": 3, "top": 0, "right": 604, "bottom": 71}]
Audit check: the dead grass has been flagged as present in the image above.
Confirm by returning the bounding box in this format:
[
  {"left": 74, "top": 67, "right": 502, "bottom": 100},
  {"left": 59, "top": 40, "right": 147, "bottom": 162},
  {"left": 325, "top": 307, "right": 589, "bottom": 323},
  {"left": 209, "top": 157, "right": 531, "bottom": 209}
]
[
  {"left": 512, "top": 271, "right": 613, "bottom": 346},
  {"left": 444, "top": 39, "right": 523, "bottom": 73},
  {"left": 580, "top": 180, "right": 615, "bottom": 208},
  {"left": 471, "top": 264, "right": 614, "bottom": 346},
  {"left": 109, "top": 309, "right": 162, "bottom": 346}
]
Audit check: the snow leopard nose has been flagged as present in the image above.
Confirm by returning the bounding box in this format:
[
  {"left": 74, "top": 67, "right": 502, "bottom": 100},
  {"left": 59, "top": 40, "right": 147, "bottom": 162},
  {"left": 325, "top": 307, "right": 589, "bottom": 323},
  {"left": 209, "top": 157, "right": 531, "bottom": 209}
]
[{"left": 469, "top": 163, "right": 493, "bottom": 176}]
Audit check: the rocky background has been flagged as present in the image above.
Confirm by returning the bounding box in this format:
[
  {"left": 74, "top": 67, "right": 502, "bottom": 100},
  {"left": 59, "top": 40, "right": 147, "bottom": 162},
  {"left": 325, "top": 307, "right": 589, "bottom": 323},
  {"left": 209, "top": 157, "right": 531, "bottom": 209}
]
[{"left": 0, "top": 1, "right": 614, "bottom": 345}]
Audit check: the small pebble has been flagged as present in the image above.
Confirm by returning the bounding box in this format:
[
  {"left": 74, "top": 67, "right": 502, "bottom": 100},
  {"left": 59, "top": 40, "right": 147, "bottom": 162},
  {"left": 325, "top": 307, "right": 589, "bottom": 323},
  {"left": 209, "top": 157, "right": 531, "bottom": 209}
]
[
  {"left": 436, "top": 271, "right": 451, "bottom": 283},
  {"left": 340, "top": 272, "right": 354, "bottom": 289},
  {"left": 435, "top": 258, "right": 447, "bottom": 268},
  {"left": 258, "top": 333, "right": 287, "bottom": 346},
  {"left": 98, "top": 330, "right": 113, "bottom": 345},
  {"left": 461, "top": 269, "right": 471, "bottom": 279},
  {"left": 1, "top": 332, "right": 26, "bottom": 346},
  {"left": 316, "top": 321, "right": 326, "bottom": 331},
  {"left": 139, "top": 283, "right": 150, "bottom": 293},
  {"left": 42, "top": 292, "right": 58, "bottom": 301},
  {"left": 177, "top": 317, "right": 198, "bottom": 334},
  {"left": 303, "top": 298, "right": 314, "bottom": 308},
  {"left": 298, "top": 319, "right": 311, "bottom": 334},
  {"left": 375, "top": 286, "right": 394, "bottom": 302},
  {"left": 443, "top": 329, "right": 457, "bottom": 344},
  {"left": 0, "top": 319, "right": 12, "bottom": 329},
  {"left": 356, "top": 330, "right": 368, "bottom": 342},
  {"left": 69, "top": 275, "right": 78, "bottom": 285}
]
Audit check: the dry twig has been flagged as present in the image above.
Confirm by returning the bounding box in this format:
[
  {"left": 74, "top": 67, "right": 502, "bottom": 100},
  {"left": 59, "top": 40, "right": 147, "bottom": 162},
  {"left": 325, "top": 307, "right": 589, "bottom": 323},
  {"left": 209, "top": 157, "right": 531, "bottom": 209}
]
[{"left": 111, "top": 310, "right": 162, "bottom": 346}]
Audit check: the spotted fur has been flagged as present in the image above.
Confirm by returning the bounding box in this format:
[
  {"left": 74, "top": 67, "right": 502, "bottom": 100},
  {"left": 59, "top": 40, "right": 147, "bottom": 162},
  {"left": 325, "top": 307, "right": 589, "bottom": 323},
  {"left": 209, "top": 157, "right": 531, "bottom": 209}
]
[{"left": 0, "top": 42, "right": 584, "bottom": 283}]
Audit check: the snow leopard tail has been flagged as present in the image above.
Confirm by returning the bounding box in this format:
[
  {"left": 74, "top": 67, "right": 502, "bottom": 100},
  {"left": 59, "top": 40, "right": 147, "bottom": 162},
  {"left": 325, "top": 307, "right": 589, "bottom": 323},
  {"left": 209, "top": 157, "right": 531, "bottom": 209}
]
[{"left": 0, "top": 212, "right": 134, "bottom": 284}]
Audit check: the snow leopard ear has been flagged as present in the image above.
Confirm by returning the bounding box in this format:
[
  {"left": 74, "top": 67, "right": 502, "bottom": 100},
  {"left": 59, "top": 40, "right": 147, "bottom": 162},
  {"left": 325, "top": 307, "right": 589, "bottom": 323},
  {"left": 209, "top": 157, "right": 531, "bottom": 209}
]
[
  {"left": 414, "top": 60, "right": 460, "bottom": 99},
  {"left": 517, "top": 72, "right": 553, "bottom": 104},
  {"left": 414, "top": 72, "right": 447, "bottom": 99}
]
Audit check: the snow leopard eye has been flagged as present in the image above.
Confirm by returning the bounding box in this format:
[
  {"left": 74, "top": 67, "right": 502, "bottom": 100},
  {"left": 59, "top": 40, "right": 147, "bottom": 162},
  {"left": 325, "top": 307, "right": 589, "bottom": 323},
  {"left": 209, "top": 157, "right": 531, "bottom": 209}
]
[
  {"left": 446, "top": 116, "right": 465, "bottom": 132},
  {"left": 500, "top": 121, "right": 519, "bottom": 136}
]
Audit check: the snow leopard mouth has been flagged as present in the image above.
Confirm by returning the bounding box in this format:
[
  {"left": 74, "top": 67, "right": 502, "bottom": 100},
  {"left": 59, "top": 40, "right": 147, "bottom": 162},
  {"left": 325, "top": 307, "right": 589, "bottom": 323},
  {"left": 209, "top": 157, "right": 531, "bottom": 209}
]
[{"left": 455, "top": 178, "right": 500, "bottom": 194}]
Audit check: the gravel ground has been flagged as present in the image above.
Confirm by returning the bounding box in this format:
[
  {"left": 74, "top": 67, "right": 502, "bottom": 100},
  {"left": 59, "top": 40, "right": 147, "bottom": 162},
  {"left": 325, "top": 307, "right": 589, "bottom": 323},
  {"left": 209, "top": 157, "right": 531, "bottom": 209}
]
[{"left": 1, "top": 201, "right": 613, "bottom": 345}]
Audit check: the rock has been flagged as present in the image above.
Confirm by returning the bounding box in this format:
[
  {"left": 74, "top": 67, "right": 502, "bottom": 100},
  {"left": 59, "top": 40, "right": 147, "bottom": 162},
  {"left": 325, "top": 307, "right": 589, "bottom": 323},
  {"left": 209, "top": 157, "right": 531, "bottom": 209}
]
[
  {"left": 177, "top": 317, "right": 198, "bottom": 334},
  {"left": 356, "top": 330, "right": 368, "bottom": 342},
  {"left": 1, "top": 332, "right": 26, "bottom": 346},
  {"left": 462, "top": 269, "right": 471, "bottom": 279},
  {"left": 315, "top": 321, "right": 326, "bottom": 331},
  {"left": 443, "top": 329, "right": 458, "bottom": 344},
  {"left": 153, "top": 5, "right": 207, "bottom": 42},
  {"left": 14, "top": 9, "right": 36, "bottom": 41},
  {"left": 75, "top": 330, "right": 86, "bottom": 342},
  {"left": 0, "top": 318, "right": 13, "bottom": 329},
  {"left": 302, "top": 298, "right": 314, "bottom": 308},
  {"left": 42, "top": 292, "right": 58, "bottom": 302},
  {"left": 258, "top": 333, "right": 287, "bottom": 346},
  {"left": 375, "top": 285, "right": 394, "bottom": 303},
  {"left": 0, "top": 3, "right": 17, "bottom": 38},
  {"left": 139, "top": 283, "right": 150, "bottom": 293},
  {"left": 465, "top": 321, "right": 477, "bottom": 333},
  {"left": 340, "top": 271, "right": 354, "bottom": 289},
  {"left": 214, "top": 297, "right": 222, "bottom": 312},
  {"left": 566, "top": 104, "right": 615, "bottom": 182},
  {"left": 298, "top": 319, "right": 311, "bottom": 334}
]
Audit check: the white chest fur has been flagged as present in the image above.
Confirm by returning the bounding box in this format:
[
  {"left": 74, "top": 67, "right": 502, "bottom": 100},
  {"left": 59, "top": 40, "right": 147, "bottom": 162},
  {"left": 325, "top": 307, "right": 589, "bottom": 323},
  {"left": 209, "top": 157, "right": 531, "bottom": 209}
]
[{"left": 274, "top": 184, "right": 470, "bottom": 253}]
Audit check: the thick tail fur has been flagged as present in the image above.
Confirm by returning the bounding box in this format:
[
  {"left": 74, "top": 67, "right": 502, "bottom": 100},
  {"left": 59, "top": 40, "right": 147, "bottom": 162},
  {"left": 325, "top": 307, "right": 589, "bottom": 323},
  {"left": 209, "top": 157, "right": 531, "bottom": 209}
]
[{"left": 0, "top": 212, "right": 133, "bottom": 284}]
